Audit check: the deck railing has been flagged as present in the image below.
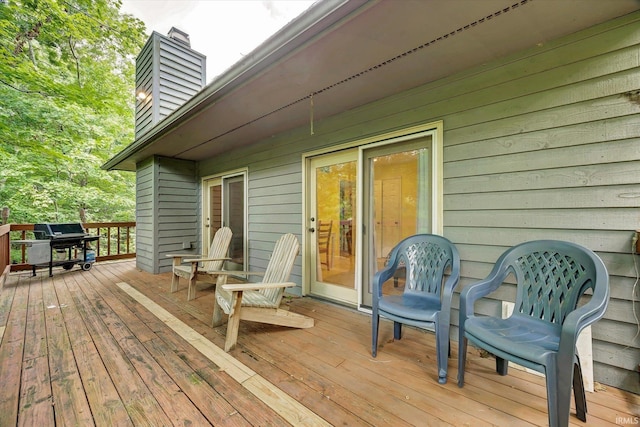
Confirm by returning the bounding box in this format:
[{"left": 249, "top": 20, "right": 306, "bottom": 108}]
[
  {"left": 5, "top": 222, "right": 136, "bottom": 273},
  {"left": 0, "top": 224, "right": 10, "bottom": 285}
]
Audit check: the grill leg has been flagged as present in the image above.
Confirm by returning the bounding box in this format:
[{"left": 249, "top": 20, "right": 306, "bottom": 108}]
[{"left": 49, "top": 246, "right": 54, "bottom": 277}]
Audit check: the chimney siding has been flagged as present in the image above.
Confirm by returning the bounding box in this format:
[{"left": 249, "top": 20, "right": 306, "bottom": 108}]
[{"left": 135, "top": 28, "right": 206, "bottom": 140}]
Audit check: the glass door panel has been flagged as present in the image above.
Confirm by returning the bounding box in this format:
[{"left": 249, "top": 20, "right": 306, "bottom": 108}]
[
  {"left": 308, "top": 150, "right": 358, "bottom": 305},
  {"left": 208, "top": 183, "right": 222, "bottom": 245},
  {"left": 224, "top": 176, "right": 245, "bottom": 270},
  {"left": 361, "top": 137, "right": 432, "bottom": 307},
  {"left": 203, "top": 173, "right": 246, "bottom": 272}
]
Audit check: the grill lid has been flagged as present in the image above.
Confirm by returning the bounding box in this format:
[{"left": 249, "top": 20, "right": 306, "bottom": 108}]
[{"left": 34, "top": 223, "right": 87, "bottom": 239}]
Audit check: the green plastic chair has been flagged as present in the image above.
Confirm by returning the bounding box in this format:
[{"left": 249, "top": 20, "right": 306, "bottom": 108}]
[
  {"left": 457, "top": 240, "right": 609, "bottom": 427},
  {"left": 372, "top": 234, "right": 460, "bottom": 384}
]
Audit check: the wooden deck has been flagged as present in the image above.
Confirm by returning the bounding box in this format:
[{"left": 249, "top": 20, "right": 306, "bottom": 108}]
[{"left": 0, "top": 260, "right": 637, "bottom": 426}]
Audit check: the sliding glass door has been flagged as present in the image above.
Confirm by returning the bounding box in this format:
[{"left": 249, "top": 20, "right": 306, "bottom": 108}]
[
  {"left": 360, "top": 137, "right": 433, "bottom": 307},
  {"left": 304, "top": 124, "right": 441, "bottom": 309},
  {"left": 203, "top": 172, "right": 246, "bottom": 271}
]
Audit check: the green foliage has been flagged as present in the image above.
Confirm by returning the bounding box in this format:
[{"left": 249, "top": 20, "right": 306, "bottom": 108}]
[{"left": 0, "top": 0, "right": 146, "bottom": 223}]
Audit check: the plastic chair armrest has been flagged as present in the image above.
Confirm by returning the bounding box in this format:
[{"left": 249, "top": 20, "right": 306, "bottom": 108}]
[
  {"left": 372, "top": 268, "right": 396, "bottom": 299},
  {"left": 559, "top": 291, "right": 610, "bottom": 358},
  {"left": 459, "top": 277, "right": 502, "bottom": 317}
]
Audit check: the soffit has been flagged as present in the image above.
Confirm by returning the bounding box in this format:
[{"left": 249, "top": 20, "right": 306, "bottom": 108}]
[{"left": 107, "top": 0, "right": 640, "bottom": 170}]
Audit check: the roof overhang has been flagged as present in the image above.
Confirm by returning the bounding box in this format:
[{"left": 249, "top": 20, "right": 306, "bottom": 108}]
[{"left": 104, "top": 0, "right": 640, "bottom": 171}]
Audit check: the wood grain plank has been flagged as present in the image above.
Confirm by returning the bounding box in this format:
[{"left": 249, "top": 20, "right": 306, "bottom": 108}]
[
  {"left": 0, "top": 278, "right": 16, "bottom": 327},
  {"left": 0, "top": 278, "right": 32, "bottom": 426},
  {"left": 18, "top": 356, "right": 54, "bottom": 427},
  {"left": 105, "top": 280, "right": 291, "bottom": 427},
  {"left": 115, "top": 281, "right": 331, "bottom": 427},
  {"left": 58, "top": 273, "right": 133, "bottom": 427},
  {"left": 275, "top": 303, "right": 511, "bottom": 427},
  {"left": 91, "top": 269, "right": 254, "bottom": 426},
  {"left": 144, "top": 337, "right": 253, "bottom": 427},
  {"left": 41, "top": 276, "right": 95, "bottom": 426},
  {"left": 63, "top": 274, "right": 173, "bottom": 426},
  {"left": 233, "top": 328, "right": 417, "bottom": 427},
  {"left": 18, "top": 279, "right": 53, "bottom": 426},
  {"left": 79, "top": 276, "right": 212, "bottom": 426}
]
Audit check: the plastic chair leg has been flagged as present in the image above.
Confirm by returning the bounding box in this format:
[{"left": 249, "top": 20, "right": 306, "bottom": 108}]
[
  {"left": 547, "top": 361, "right": 574, "bottom": 427},
  {"left": 394, "top": 321, "right": 402, "bottom": 340},
  {"left": 372, "top": 314, "right": 380, "bottom": 357},
  {"left": 573, "top": 357, "right": 587, "bottom": 422},
  {"left": 436, "top": 321, "right": 449, "bottom": 384},
  {"left": 457, "top": 337, "right": 468, "bottom": 387},
  {"left": 496, "top": 357, "right": 509, "bottom": 376}
]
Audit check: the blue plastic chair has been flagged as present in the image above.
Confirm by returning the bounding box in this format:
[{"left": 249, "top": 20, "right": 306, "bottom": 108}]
[
  {"left": 457, "top": 240, "right": 609, "bottom": 427},
  {"left": 372, "top": 234, "right": 460, "bottom": 384}
]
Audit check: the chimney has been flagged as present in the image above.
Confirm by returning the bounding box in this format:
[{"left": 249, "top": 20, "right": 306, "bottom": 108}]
[
  {"left": 134, "top": 28, "right": 206, "bottom": 140},
  {"left": 168, "top": 27, "right": 191, "bottom": 47}
]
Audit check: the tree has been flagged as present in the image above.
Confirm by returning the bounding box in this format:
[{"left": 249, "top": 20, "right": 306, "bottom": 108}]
[{"left": 0, "top": 0, "right": 146, "bottom": 223}]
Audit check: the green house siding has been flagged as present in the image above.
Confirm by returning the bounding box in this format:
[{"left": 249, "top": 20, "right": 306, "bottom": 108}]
[
  {"left": 135, "top": 31, "right": 206, "bottom": 140},
  {"left": 194, "top": 13, "right": 640, "bottom": 393},
  {"left": 136, "top": 156, "right": 198, "bottom": 274},
  {"left": 135, "top": 158, "right": 154, "bottom": 273}
]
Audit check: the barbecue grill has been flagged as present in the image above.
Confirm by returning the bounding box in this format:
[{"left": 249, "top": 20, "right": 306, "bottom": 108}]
[
  {"left": 34, "top": 222, "right": 89, "bottom": 240},
  {"left": 15, "top": 223, "right": 99, "bottom": 277}
]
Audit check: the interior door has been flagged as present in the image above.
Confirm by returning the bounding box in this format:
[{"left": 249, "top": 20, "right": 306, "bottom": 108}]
[
  {"left": 307, "top": 150, "right": 358, "bottom": 306},
  {"left": 374, "top": 177, "right": 402, "bottom": 257}
]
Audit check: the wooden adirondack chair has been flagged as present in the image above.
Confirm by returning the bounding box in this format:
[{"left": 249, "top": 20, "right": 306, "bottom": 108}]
[
  {"left": 167, "top": 227, "right": 232, "bottom": 301},
  {"left": 210, "top": 233, "right": 314, "bottom": 352}
]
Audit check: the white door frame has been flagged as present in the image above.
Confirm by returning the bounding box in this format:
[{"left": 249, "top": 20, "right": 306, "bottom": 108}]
[
  {"left": 301, "top": 121, "right": 443, "bottom": 310},
  {"left": 306, "top": 150, "right": 359, "bottom": 305}
]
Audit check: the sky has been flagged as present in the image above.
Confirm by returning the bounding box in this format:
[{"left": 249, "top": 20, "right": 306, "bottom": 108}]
[{"left": 119, "top": 0, "right": 316, "bottom": 82}]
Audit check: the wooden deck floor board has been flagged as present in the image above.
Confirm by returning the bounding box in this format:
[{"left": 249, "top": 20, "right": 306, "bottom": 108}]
[
  {"left": 18, "top": 279, "right": 54, "bottom": 427},
  {"left": 82, "top": 268, "right": 220, "bottom": 426},
  {"left": 101, "top": 275, "right": 287, "bottom": 426},
  {"left": 258, "top": 305, "right": 527, "bottom": 426},
  {"left": 63, "top": 270, "right": 174, "bottom": 426},
  {"left": 59, "top": 270, "right": 135, "bottom": 426},
  {"left": 234, "top": 329, "right": 397, "bottom": 427},
  {"left": 0, "top": 277, "right": 30, "bottom": 425},
  {"left": 42, "top": 275, "right": 96, "bottom": 426},
  {"left": 107, "top": 291, "right": 292, "bottom": 427},
  {"left": 1, "top": 260, "right": 637, "bottom": 427}
]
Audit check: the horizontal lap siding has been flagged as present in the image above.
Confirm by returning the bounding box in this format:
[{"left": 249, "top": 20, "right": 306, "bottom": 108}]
[
  {"left": 198, "top": 12, "right": 640, "bottom": 391},
  {"left": 136, "top": 32, "right": 205, "bottom": 139},
  {"left": 249, "top": 159, "right": 303, "bottom": 285},
  {"left": 135, "top": 41, "right": 154, "bottom": 139},
  {"left": 438, "top": 14, "right": 640, "bottom": 393},
  {"left": 156, "top": 37, "right": 205, "bottom": 123},
  {"left": 156, "top": 157, "right": 197, "bottom": 273},
  {"left": 136, "top": 159, "right": 154, "bottom": 272}
]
